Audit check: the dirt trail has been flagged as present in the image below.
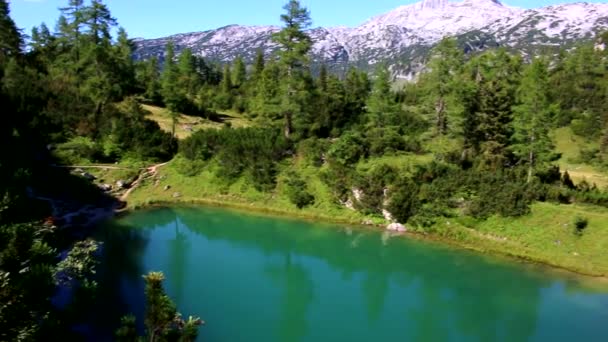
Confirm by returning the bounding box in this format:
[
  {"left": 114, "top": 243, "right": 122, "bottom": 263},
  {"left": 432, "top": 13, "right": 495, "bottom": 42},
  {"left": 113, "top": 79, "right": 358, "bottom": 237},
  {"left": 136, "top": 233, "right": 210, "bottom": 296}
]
[
  {"left": 119, "top": 162, "right": 170, "bottom": 202},
  {"left": 52, "top": 164, "right": 136, "bottom": 170}
]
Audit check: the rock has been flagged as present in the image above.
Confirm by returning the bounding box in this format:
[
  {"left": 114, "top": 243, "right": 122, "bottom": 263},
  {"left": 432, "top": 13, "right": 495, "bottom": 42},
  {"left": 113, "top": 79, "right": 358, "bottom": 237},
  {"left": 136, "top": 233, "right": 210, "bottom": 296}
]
[
  {"left": 573, "top": 252, "right": 580, "bottom": 256},
  {"left": 116, "top": 180, "right": 128, "bottom": 189},
  {"left": 164, "top": 185, "right": 171, "bottom": 191},
  {"left": 382, "top": 209, "right": 395, "bottom": 222},
  {"left": 362, "top": 219, "right": 374, "bottom": 226},
  {"left": 81, "top": 172, "right": 96, "bottom": 181},
  {"left": 352, "top": 188, "right": 364, "bottom": 202},
  {"left": 172, "top": 192, "right": 181, "bottom": 198},
  {"left": 99, "top": 184, "right": 112, "bottom": 192},
  {"left": 74, "top": 168, "right": 85, "bottom": 174},
  {"left": 387, "top": 223, "right": 407, "bottom": 233}
]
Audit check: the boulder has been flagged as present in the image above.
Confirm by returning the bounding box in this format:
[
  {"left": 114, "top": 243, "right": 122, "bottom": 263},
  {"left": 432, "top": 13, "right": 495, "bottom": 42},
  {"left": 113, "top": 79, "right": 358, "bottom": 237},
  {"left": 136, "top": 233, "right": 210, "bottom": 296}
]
[
  {"left": 116, "top": 180, "right": 128, "bottom": 189},
  {"left": 81, "top": 172, "right": 96, "bottom": 181},
  {"left": 172, "top": 192, "right": 181, "bottom": 198},
  {"left": 387, "top": 223, "right": 407, "bottom": 233},
  {"left": 99, "top": 184, "right": 112, "bottom": 192},
  {"left": 164, "top": 185, "right": 171, "bottom": 191}
]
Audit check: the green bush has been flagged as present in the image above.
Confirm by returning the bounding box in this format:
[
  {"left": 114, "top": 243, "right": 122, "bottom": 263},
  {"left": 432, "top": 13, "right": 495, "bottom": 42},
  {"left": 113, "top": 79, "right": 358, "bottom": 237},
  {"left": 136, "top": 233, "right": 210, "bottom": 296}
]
[
  {"left": 354, "top": 164, "right": 398, "bottom": 215},
  {"left": 180, "top": 127, "right": 291, "bottom": 191},
  {"left": 327, "top": 132, "right": 367, "bottom": 165},
  {"left": 573, "top": 216, "right": 589, "bottom": 236},
  {"left": 54, "top": 136, "right": 100, "bottom": 164},
  {"left": 298, "top": 138, "right": 330, "bottom": 167},
  {"left": 174, "top": 156, "right": 206, "bottom": 177},
  {"left": 285, "top": 173, "right": 315, "bottom": 209},
  {"left": 387, "top": 176, "right": 421, "bottom": 224}
]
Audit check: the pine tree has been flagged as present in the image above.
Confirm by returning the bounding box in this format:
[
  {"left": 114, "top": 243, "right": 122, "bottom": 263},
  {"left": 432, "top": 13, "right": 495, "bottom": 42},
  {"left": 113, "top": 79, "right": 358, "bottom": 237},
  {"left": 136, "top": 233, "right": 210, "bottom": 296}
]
[
  {"left": 250, "top": 60, "right": 282, "bottom": 122},
  {"left": 421, "top": 38, "right": 463, "bottom": 136},
  {"left": 462, "top": 50, "right": 521, "bottom": 169},
  {"left": 140, "top": 56, "right": 162, "bottom": 103},
  {"left": 176, "top": 48, "right": 200, "bottom": 98},
  {"left": 117, "top": 272, "right": 203, "bottom": 342},
  {"left": 231, "top": 55, "right": 247, "bottom": 88},
  {"left": 512, "top": 58, "right": 555, "bottom": 182},
  {"left": 58, "top": 0, "right": 85, "bottom": 63},
  {"left": 252, "top": 49, "right": 265, "bottom": 81},
  {"left": 113, "top": 27, "right": 135, "bottom": 96},
  {"left": 344, "top": 67, "right": 370, "bottom": 123},
  {"left": 272, "top": 0, "right": 313, "bottom": 138},
  {"left": 366, "top": 64, "right": 398, "bottom": 127},
  {"left": 160, "top": 41, "right": 181, "bottom": 137},
  {"left": 0, "top": 0, "right": 21, "bottom": 66}
]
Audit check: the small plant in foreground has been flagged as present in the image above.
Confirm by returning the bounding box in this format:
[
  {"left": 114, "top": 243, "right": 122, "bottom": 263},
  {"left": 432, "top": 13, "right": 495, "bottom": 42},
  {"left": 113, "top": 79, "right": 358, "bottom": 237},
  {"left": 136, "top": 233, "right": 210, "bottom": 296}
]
[{"left": 573, "top": 216, "right": 589, "bottom": 236}]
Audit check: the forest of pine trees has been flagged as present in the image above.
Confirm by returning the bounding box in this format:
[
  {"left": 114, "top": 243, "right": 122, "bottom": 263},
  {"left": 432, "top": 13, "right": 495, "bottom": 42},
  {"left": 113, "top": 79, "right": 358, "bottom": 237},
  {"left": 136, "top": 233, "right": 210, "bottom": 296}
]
[{"left": 2, "top": 0, "right": 608, "bottom": 339}]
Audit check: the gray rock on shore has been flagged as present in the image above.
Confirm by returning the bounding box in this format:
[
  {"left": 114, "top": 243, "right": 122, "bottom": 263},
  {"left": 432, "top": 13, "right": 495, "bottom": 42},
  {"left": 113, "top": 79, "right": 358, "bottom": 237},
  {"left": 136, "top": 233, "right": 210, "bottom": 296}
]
[{"left": 387, "top": 223, "right": 407, "bottom": 233}]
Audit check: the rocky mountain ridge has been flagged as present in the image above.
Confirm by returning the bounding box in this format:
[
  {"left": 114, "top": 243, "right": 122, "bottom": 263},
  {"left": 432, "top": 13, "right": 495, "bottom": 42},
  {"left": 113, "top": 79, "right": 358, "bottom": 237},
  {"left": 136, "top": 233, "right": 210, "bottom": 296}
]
[{"left": 133, "top": 0, "right": 608, "bottom": 77}]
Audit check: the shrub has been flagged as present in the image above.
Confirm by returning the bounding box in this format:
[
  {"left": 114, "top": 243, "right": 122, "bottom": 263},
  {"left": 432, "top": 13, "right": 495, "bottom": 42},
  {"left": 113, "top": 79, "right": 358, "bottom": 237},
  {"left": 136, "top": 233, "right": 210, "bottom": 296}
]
[
  {"left": 327, "top": 132, "right": 367, "bottom": 165},
  {"left": 573, "top": 216, "right": 589, "bottom": 236},
  {"left": 285, "top": 173, "right": 315, "bottom": 209},
  {"left": 298, "top": 138, "right": 330, "bottom": 167},
  {"left": 180, "top": 127, "right": 291, "bottom": 191},
  {"left": 354, "top": 164, "right": 398, "bottom": 215},
  {"left": 54, "top": 136, "right": 100, "bottom": 164},
  {"left": 387, "top": 176, "right": 421, "bottom": 224},
  {"left": 174, "top": 156, "right": 205, "bottom": 177}
]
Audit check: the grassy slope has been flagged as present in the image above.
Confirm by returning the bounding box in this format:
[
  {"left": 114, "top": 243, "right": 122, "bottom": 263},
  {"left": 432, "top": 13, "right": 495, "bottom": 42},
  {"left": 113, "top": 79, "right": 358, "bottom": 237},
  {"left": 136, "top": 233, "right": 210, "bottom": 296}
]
[
  {"left": 553, "top": 127, "right": 608, "bottom": 189},
  {"left": 126, "top": 152, "right": 608, "bottom": 277},
  {"left": 142, "top": 104, "right": 250, "bottom": 139},
  {"left": 127, "top": 157, "right": 378, "bottom": 225},
  {"left": 450, "top": 203, "right": 608, "bottom": 276}
]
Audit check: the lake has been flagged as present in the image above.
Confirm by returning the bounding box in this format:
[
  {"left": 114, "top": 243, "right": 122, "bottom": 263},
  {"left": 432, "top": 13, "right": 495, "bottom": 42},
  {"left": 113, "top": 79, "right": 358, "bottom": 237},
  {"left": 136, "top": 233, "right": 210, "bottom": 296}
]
[{"left": 93, "top": 206, "right": 608, "bottom": 341}]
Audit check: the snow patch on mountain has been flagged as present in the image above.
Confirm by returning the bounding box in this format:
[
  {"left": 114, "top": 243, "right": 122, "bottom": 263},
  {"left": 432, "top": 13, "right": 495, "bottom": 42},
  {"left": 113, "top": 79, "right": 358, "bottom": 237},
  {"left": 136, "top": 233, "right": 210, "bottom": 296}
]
[{"left": 134, "top": 0, "right": 608, "bottom": 75}]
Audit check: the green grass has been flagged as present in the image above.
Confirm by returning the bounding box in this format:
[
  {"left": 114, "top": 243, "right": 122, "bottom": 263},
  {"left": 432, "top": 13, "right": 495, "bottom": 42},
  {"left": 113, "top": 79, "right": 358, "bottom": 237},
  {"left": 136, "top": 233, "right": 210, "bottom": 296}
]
[
  {"left": 127, "top": 157, "right": 377, "bottom": 225},
  {"left": 552, "top": 127, "right": 608, "bottom": 188},
  {"left": 356, "top": 153, "right": 434, "bottom": 172},
  {"left": 142, "top": 105, "right": 251, "bottom": 139},
  {"left": 447, "top": 202, "right": 608, "bottom": 276}
]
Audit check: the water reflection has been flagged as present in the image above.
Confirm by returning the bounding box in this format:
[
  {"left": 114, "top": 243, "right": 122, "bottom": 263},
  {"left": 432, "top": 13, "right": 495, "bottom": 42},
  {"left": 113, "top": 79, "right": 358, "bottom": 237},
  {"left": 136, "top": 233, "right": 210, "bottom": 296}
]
[
  {"left": 265, "top": 253, "right": 314, "bottom": 342},
  {"left": 93, "top": 207, "right": 608, "bottom": 342}
]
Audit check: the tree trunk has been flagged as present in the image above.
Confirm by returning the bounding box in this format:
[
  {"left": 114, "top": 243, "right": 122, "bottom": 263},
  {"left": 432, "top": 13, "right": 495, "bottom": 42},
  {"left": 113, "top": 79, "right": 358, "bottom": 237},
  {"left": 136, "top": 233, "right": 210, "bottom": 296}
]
[
  {"left": 527, "top": 151, "right": 534, "bottom": 184},
  {"left": 284, "top": 111, "right": 292, "bottom": 139},
  {"left": 435, "top": 97, "right": 446, "bottom": 136}
]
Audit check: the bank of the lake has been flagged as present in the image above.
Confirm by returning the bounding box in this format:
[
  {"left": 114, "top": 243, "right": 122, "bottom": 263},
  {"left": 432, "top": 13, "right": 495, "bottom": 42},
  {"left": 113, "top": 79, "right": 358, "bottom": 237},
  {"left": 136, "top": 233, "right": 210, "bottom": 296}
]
[
  {"left": 95, "top": 206, "right": 608, "bottom": 341},
  {"left": 121, "top": 162, "right": 608, "bottom": 278}
]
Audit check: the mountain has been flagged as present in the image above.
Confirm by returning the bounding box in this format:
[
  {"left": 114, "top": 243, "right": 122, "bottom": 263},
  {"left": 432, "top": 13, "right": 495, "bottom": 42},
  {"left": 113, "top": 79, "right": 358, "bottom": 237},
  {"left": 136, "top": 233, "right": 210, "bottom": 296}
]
[{"left": 133, "top": 0, "right": 608, "bottom": 78}]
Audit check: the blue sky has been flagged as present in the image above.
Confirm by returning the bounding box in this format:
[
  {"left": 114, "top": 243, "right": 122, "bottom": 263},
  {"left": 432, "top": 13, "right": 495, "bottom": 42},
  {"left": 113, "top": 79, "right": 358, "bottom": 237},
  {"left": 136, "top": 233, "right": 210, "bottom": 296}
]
[{"left": 9, "top": 0, "right": 608, "bottom": 39}]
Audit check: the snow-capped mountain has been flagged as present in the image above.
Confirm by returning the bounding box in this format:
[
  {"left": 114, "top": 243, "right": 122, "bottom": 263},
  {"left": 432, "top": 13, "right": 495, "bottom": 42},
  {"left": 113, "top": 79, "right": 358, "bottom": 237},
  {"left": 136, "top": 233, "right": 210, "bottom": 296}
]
[{"left": 133, "top": 0, "right": 608, "bottom": 77}]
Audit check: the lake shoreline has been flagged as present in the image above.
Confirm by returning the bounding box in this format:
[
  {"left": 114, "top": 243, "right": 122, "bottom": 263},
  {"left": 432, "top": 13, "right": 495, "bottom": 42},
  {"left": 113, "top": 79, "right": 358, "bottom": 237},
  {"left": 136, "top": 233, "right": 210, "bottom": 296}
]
[{"left": 118, "top": 196, "right": 608, "bottom": 280}]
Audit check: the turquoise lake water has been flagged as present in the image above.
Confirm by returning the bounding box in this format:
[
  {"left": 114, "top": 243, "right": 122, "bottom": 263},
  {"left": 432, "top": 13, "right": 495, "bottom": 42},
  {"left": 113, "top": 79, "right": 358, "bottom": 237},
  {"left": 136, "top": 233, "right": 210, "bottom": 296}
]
[{"left": 93, "top": 206, "right": 608, "bottom": 341}]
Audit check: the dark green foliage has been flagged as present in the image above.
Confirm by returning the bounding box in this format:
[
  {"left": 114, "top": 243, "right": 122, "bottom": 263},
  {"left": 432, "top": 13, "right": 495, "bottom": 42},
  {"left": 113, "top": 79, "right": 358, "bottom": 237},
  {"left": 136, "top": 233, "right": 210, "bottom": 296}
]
[
  {"left": 117, "top": 272, "right": 203, "bottom": 342},
  {"left": 326, "top": 132, "right": 367, "bottom": 165},
  {"left": 298, "top": 137, "right": 330, "bottom": 167},
  {"left": 354, "top": 164, "right": 398, "bottom": 215},
  {"left": 285, "top": 172, "right": 315, "bottom": 209},
  {"left": 320, "top": 162, "right": 353, "bottom": 202},
  {"left": 0, "top": 222, "right": 56, "bottom": 341},
  {"left": 387, "top": 177, "right": 421, "bottom": 224},
  {"left": 573, "top": 216, "right": 588, "bottom": 236},
  {"left": 180, "top": 127, "right": 291, "bottom": 190}
]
